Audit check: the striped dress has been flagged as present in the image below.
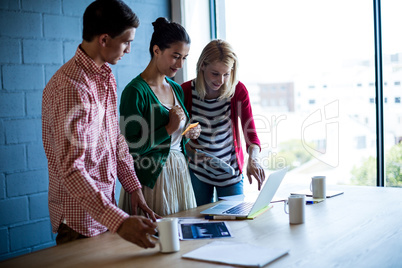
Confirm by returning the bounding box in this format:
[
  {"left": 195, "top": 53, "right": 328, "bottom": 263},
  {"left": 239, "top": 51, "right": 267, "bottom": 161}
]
[{"left": 189, "top": 86, "right": 242, "bottom": 187}]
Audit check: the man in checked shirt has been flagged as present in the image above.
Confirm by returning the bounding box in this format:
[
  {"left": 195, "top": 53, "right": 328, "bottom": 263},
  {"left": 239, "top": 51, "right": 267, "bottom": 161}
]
[{"left": 42, "top": 0, "right": 160, "bottom": 248}]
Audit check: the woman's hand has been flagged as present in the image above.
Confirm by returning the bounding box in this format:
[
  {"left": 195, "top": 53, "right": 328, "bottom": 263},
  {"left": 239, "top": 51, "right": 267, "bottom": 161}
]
[
  {"left": 185, "top": 143, "right": 211, "bottom": 164},
  {"left": 246, "top": 144, "right": 266, "bottom": 190},
  {"left": 184, "top": 123, "right": 201, "bottom": 140},
  {"left": 165, "top": 105, "right": 185, "bottom": 135},
  {"left": 246, "top": 158, "right": 266, "bottom": 190}
]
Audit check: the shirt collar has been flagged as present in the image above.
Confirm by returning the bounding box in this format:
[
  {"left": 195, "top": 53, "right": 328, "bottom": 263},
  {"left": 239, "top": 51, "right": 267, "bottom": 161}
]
[{"left": 75, "top": 45, "right": 112, "bottom": 77}]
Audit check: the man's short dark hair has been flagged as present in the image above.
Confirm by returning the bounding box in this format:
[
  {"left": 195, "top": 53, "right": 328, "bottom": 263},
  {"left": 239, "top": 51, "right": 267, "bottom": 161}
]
[{"left": 83, "top": 0, "right": 140, "bottom": 41}]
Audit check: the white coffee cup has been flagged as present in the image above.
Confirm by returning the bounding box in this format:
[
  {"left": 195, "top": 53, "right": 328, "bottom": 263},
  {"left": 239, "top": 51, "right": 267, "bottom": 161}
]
[
  {"left": 310, "top": 176, "right": 326, "bottom": 199},
  {"left": 156, "top": 218, "right": 180, "bottom": 253},
  {"left": 284, "top": 195, "right": 305, "bottom": 224}
]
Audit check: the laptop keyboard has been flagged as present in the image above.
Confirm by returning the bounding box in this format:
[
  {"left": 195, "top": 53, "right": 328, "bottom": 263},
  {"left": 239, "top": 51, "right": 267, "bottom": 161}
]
[{"left": 223, "top": 202, "right": 254, "bottom": 215}]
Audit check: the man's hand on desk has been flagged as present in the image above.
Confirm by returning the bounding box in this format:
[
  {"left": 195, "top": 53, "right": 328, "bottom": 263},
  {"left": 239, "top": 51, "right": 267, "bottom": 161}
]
[
  {"left": 117, "top": 216, "right": 157, "bottom": 248},
  {"left": 130, "top": 188, "right": 161, "bottom": 221}
]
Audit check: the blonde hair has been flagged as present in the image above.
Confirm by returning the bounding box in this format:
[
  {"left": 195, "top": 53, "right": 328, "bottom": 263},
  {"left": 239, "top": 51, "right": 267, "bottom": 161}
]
[{"left": 195, "top": 39, "right": 238, "bottom": 100}]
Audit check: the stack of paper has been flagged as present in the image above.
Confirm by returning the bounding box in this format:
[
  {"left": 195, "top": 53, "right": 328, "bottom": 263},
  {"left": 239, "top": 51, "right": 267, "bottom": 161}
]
[{"left": 182, "top": 241, "right": 289, "bottom": 267}]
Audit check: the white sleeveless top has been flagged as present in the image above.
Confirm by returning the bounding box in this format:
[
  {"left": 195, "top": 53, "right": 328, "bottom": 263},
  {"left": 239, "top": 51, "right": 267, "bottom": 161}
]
[{"left": 161, "top": 87, "right": 186, "bottom": 152}]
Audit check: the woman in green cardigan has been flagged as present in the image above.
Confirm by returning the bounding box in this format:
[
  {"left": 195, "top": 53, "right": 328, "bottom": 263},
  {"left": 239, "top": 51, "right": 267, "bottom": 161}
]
[{"left": 118, "top": 17, "right": 200, "bottom": 216}]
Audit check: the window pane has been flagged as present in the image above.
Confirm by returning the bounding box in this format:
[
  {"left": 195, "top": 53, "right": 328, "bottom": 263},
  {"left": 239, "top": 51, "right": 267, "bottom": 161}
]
[
  {"left": 382, "top": 0, "right": 402, "bottom": 187},
  {"left": 224, "top": 0, "right": 376, "bottom": 189}
]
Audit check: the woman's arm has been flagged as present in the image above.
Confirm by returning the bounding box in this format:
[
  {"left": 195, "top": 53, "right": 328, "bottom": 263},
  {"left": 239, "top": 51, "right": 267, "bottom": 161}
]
[
  {"left": 237, "top": 82, "right": 261, "bottom": 149},
  {"left": 236, "top": 82, "right": 266, "bottom": 189},
  {"left": 246, "top": 144, "right": 266, "bottom": 190}
]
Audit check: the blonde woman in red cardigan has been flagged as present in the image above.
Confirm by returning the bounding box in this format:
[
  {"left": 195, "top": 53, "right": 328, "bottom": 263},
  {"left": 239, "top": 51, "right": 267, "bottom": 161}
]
[{"left": 182, "top": 39, "right": 265, "bottom": 206}]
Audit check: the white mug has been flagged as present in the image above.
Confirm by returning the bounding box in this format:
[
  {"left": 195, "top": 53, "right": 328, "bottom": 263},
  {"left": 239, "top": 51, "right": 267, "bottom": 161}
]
[
  {"left": 310, "top": 176, "right": 326, "bottom": 199},
  {"left": 284, "top": 195, "right": 305, "bottom": 224},
  {"left": 156, "top": 218, "right": 180, "bottom": 253}
]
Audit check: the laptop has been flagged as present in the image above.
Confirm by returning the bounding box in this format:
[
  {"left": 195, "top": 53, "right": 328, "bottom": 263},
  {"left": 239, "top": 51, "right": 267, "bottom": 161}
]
[{"left": 200, "top": 167, "right": 288, "bottom": 219}]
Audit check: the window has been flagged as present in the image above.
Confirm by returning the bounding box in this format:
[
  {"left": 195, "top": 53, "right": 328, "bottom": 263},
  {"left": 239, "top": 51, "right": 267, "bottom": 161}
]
[
  {"left": 390, "top": 53, "right": 399, "bottom": 62},
  {"left": 355, "top": 136, "right": 367, "bottom": 149},
  {"left": 382, "top": 0, "right": 402, "bottom": 187},
  {"left": 173, "top": 0, "right": 211, "bottom": 83},
  {"left": 222, "top": 0, "right": 378, "bottom": 188}
]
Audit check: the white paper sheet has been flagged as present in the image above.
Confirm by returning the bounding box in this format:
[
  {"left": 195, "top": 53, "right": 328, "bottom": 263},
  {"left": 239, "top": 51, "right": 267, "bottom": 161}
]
[{"left": 182, "top": 241, "right": 289, "bottom": 267}]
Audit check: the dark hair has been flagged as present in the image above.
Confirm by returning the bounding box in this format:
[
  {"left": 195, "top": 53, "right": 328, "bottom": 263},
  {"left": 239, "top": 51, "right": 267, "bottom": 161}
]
[
  {"left": 83, "top": 0, "right": 139, "bottom": 41},
  {"left": 149, "top": 17, "right": 191, "bottom": 58}
]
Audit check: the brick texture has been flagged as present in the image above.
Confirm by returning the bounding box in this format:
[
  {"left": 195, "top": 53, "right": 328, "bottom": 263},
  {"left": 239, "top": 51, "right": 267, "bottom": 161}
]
[
  {"left": 0, "top": 93, "right": 25, "bottom": 118},
  {"left": 3, "top": 65, "right": 45, "bottom": 90},
  {"left": 0, "top": 1, "right": 20, "bottom": 10},
  {"left": 26, "top": 91, "right": 43, "bottom": 116},
  {"left": 0, "top": 145, "right": 26, "bottom": 172},
  {"left": 27, "top": 143, "right": 48, "bottom": 169},
  {"left": 0, "top": 228, "right": 8, "bottom": 254},
  {"left": 44, "top": 14, "right": 81, "bottom": 39},
  {"left": 9, "top": 220, "right": 52, "bottom": 251},
  {"left": 5, "top": 119, "right": 40, "bottom": 144},
  {"left": 0, "top": 174, "right": 5, "bottom": 199},
  {"left": 0, "top": 197, "right": 29, "bottom": 226},
  {"left": 21, "top": 0, "right": 62, "bottom": 14},
  {"left": 29, "top": 193, "right": 49, "bottom": 220},
  {"left": 0, "top": 38, "right": 21, "bottom": 64},
  {"left": 0, "top": 11, "right": 42, "bottom": 38},
  {"left": 23, "top": 39, "right": 63, "bottom": 65},
  {"left": 6, "top": 170, "right": 49, "bottom": 197}
]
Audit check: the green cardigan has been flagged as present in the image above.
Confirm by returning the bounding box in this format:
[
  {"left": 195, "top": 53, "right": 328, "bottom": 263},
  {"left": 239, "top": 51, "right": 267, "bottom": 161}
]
[{"left": 120, "top": 75, "right": 190, "bottom": 189}]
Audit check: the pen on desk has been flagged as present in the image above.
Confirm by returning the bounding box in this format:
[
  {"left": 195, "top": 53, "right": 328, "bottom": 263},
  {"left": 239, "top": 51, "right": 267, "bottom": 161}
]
[
  {"left": 306, "top": 200, "right": 323, "bottom": 204},
  {"left": 205, "top": 215, "right": 237, "bottom": 220}
]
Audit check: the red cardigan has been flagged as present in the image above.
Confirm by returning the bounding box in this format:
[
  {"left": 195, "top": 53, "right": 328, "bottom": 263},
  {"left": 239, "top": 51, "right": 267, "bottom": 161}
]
[{"left": 181, "top": 80, "right": 261, "bottom": 173}]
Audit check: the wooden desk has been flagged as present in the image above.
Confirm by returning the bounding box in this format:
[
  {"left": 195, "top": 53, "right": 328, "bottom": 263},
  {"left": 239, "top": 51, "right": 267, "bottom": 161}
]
[{"left": 1, "top": 185, "right": 401, "bottom": 268}]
